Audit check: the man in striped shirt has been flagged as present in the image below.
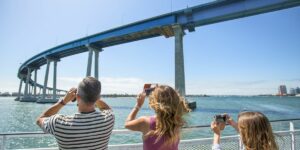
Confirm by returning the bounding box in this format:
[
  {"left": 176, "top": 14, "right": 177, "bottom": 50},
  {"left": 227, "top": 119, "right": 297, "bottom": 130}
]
[{"left": 36, "top": 77, "right": 115, "bottom": 150}]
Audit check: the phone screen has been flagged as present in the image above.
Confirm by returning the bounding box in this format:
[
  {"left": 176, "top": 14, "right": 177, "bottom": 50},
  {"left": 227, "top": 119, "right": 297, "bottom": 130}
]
[
  {"left": 215, "top": 115, "right": 226, "bottom": 123},
  {"left": 144, "top": 84, "right": 157, "bottom": 96}
]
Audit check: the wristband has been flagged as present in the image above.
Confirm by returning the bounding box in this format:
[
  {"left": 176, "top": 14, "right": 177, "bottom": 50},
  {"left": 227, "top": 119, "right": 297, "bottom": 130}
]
[{"left": 134, "top": 105, "right": 141, "bottom": 110}]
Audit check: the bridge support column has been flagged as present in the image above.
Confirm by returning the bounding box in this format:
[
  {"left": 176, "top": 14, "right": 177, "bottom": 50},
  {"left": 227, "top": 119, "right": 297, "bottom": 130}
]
[
  {"left": 94, "top": 49, "right": 99, "bottom": 79},
  {"left": 29, "top": 84, "right": 32, "bottom": 95},
  {"left": 34, "top": 69, "right": 38, "bottom": 98},
  {"left": 38, "top": 59, "right": 51, "bottom": 103},
  {"left": 86, "top": 45, "right": 103, "bottom": 79},
  {"left": 173, "top": 24, "right": 196, "bottom": 110},
  {"left": 15, "top": 76, "right": 24, "bottom": 101},
  {"left": 20, "top": 67, "right": 37, "bottom": 102},
  {"left": 86, "top": 47, "right": 93, "bottom": 77},
  {"left": 24, "top": 67, "right": 32, "bottom": 97},
  {"left": 53, "top": 60, "right": 59, "bottom": 101},
  {"left": 94, "top": 48, "right": 103, "bottom": 79},
  {"left": 28, "top": 85, "right": 31, "bottom": 96},
  {"left": 38, "top": 57, "right": 60, "bottom": 103},
  {"left": 173, "top": 25, "right": 186, "bottom": 96}
]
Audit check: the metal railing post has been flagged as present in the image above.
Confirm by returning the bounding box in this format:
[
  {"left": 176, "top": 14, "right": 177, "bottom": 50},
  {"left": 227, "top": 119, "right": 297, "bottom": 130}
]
[
  {"left": 238, "top": 135, "right": 243, "bottom": 150},
  {"left": 290, "top": 121, "right": 295, "bottom": 150},
  {"left": 1, "top": 135, "right": 6, "bottom": 150}
]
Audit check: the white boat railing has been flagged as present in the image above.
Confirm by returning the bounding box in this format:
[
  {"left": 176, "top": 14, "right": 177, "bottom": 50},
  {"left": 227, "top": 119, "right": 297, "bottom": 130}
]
[{"left": 1, "top": 119, "right": 299, "bottom": 150}]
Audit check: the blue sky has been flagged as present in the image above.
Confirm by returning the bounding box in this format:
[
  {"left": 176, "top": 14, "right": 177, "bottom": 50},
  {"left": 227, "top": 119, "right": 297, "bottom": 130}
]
[{"left": 0, "top": 0, "right": 299, "bottom": 95}]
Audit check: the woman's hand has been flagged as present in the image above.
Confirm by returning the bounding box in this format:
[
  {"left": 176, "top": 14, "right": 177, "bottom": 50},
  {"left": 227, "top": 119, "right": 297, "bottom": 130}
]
[
  {"left": 136, "top": 92, "right": 146, "bottom": 107},
  {"left": 224, "top": 114, "right": 239, "bottom": 132},
  {"left": 124, "top": 91, "right": 147, "bottom": 133},
  {"left": 211, "top": 121, "right": 222, "bottom": 146},
  {"left": 211, "top": 121, "right": 221, "bottom": 135}
]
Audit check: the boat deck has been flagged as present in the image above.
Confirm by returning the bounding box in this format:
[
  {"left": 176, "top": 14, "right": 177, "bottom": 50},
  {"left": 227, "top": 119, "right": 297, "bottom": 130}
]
[{"left": 1, "top": 119, "right": 299, "bottom": 150}]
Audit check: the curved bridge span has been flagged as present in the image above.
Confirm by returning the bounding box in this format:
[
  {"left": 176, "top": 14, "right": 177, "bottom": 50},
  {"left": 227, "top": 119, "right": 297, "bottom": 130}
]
[{"left": 17, "top": 0, "right": 300, "bottom": 104}]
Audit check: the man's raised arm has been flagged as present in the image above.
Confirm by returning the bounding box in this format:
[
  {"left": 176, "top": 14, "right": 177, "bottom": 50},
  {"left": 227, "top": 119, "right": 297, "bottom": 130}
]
[
  {"left": 36, "top": 88, "right": 76, "bottom": 128},
  {"left": 95, "top": 99, "right": 111, "bottom": 110}
]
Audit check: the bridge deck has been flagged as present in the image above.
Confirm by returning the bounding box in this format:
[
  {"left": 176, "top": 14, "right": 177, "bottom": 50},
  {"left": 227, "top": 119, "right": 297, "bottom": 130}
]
[{"left": 17, "top": 0, "right": 300, "bottom": 92}]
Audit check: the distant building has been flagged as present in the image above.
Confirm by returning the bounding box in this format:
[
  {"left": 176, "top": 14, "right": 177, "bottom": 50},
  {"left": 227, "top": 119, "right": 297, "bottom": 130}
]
[
  {"left": 290, "top": 88, "right": 296, "bottom": 95},
  {"left": 296, "top": 87, "right": 300, "bottom": 94},
  {"left": 11, "top": 92, "right": 20, "bottom": 96},
  {"left": 0, "top": 92, "right": 11, "bottom": 96},
  {"left": 278, "top": 85, "right": 287, "bottom": 96}
]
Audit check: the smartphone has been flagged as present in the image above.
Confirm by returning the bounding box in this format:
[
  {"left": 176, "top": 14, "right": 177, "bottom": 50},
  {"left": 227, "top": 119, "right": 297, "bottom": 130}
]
[
  {"left": 144, "top": 84, "right": 157, "bottom": 96},
  {"left": 214, "top": 114, "right": 227, "bottom": 123}
]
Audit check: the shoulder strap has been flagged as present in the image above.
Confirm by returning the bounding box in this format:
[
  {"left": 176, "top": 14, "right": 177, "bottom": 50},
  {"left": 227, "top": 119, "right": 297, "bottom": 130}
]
[{"left": 149, "top": 116, "right": 156, "bottom": 130}]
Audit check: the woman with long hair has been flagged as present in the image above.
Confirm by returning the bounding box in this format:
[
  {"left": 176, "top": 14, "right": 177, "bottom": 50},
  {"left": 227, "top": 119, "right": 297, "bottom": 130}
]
[
  {"left": 125, "top": 85, "right": 190, "bottom": 150},
  {"left": 211, "top": 111, "right": 278, "bottom": 150}
]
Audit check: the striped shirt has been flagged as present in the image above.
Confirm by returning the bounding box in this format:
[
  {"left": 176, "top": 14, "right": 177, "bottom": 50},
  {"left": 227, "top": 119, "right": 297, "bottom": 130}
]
[{"left": 41, "top": 110, "right": 115, "bottom": 150}]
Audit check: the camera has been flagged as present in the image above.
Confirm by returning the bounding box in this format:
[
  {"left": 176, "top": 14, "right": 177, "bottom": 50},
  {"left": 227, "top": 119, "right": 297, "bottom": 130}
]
[
  {"left": 143, "top": 84, "right": 157, "bottom": 96},
  {"left": 71, "top": 88, "right": 77, "bottom": 102},
  {"left": 214, "top": 114, "right": 227, "bottom": 123}
]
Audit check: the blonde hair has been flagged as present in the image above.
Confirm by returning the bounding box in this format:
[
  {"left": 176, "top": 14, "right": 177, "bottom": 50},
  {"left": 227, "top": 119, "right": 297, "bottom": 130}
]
[
  {"left": 238, "top": 111, "right": 278, "bottom": 150},
  {"left": 147, "top": 85, "right": 190, "bottom": 146}
]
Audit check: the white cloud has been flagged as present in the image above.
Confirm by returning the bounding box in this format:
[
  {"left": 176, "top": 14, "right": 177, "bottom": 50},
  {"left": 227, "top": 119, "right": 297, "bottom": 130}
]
[{"left": 0, "top": 81, "right": 19, "bottom": 93}]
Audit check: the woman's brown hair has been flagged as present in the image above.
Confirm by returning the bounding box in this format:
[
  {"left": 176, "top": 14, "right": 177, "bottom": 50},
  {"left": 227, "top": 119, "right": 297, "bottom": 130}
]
[
  {"left": 238, "top": 111, "right": 278, "bottom": 150},
  {"left": 147, "top": 85, "right": 190, "bottom": 146}
]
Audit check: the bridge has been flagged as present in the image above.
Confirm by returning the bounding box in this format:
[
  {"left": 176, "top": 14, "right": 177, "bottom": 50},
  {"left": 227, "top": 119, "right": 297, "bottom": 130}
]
[{"left": 16, "top": 0, "right": 300, "bottom": 108}]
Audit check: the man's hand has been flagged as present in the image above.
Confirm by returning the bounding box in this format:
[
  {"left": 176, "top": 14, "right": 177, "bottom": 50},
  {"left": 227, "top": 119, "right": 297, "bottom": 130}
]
[
  {"left": 136, "top": 92, "right": 146, "bottom": 107},
  {"left": 62, "top": 88, "right": 77, "bottom": 104},
  {"left": 95, "top": 99, "right": 111, "bottom": 110},
  {"left": 36, "top": 88, "right": 76, "bottom": 128}
]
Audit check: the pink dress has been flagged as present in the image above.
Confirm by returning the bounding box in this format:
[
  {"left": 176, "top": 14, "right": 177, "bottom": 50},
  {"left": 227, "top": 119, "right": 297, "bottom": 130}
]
[{"left": 143, "top": 116, "right": 179, "bottom": 150}]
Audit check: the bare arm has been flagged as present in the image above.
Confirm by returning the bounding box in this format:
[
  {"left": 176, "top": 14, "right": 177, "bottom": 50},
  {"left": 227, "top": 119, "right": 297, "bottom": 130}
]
[
  {"left": 213, "top": 133, "right": 221, "bottom": 145},
  {"left": 225, "top": 114, "right": 239, "bottom": 133},
  {"left": 211, "top": 121, "right": 222, "bottom": 150},
  {"left": 229, "top": 120, "right": 239, "bottom": 132},
  {"left": 36, "top": 88, "right": 76, "bottom": 127},
  {"left": 211, "top": 121, "right": 221, "bottom": 144},
  {"left": 36, "top": 103, "right": 63, "bottom": 127},
  {"left": 124, "top": 93, "right": 148, "bottom": 133},
  {"left": 126, "top": 105, "right": 139, "bottom": 122},
  {"left": 95, "top": 99, "right": 111, "bottom": 110}
]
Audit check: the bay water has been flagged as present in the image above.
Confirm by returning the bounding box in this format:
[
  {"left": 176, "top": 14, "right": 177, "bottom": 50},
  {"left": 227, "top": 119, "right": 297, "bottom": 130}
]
[{"left": 0, "top": 96, "right": 300, "bottom": 149}]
